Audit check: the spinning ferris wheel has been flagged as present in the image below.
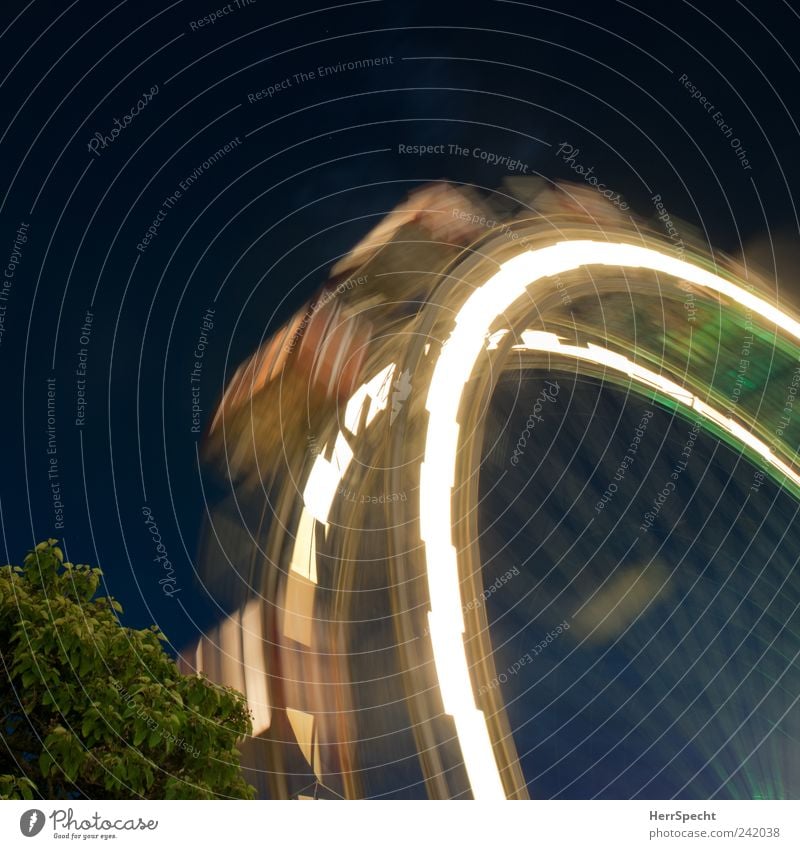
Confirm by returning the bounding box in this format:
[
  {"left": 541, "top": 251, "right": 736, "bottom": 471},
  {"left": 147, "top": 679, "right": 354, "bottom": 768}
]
[{"left": 179, "top": 180, "right": 800, "bottom": 800}]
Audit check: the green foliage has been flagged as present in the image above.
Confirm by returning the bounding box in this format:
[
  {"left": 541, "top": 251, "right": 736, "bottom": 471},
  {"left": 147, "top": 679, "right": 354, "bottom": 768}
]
[{"left": 0, "top": 540, "right": 255, "bottom": 799}]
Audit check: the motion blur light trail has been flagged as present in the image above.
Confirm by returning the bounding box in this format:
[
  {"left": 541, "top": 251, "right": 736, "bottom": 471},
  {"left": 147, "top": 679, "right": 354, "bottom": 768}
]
[
  {"left": 181, "top": 181, "right": 800, "bottom": 799},
  {"left": 423, "top": 240, "right": 800, "bottom": 799}
]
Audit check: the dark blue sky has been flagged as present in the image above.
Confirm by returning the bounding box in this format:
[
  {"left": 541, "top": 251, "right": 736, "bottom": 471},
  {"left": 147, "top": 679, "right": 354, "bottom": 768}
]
[{"left": 1, "top": 0, "right": 800, "bottom": 658}]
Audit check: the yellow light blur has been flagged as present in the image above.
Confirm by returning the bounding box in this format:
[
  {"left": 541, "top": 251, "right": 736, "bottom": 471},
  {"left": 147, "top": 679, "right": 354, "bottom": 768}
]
[
  {"left": 241, "top": 599, "right": 272, "bottom": 735},
  {"left": 289, "top": 507, "right": 318, "bottom": 584},
  {"left": 421, "top": 239, "right": 800, "bottom": 800},
  {"left": 344, "top": 363, "right": 396, "bottom": 436}
]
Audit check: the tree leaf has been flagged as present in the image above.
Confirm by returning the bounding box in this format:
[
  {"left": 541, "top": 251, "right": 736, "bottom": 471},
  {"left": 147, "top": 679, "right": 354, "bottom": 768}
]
[{"left": 1, "top": 540, "right": 256, "bottom": 799}]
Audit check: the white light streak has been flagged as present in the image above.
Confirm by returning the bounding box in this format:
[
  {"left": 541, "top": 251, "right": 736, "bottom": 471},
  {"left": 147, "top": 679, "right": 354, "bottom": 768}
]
[{"left": 421, "top": 240, "right": 800, "bottom": 799}]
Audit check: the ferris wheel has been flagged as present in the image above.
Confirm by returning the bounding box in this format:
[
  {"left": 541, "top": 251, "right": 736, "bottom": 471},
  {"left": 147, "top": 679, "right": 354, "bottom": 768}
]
[{"left": 180, "top": 181, "right": 800, "bottom": 800}]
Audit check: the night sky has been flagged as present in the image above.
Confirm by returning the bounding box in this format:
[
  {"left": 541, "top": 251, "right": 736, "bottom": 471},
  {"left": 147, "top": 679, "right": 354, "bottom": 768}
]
[{"left": 2, "top": 0, "right": 800, "bottom": 755}]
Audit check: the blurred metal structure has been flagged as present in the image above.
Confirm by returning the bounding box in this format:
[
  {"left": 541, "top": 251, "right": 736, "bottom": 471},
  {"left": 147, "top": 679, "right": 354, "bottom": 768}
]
[{"left": 179, "top": 180, "right": 800, "bottom": 799}]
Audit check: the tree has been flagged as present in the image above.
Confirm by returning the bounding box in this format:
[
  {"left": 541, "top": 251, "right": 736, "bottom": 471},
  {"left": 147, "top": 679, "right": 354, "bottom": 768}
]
[{"left": 0, "top": 540, "right": 255, "bottom": 799}]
